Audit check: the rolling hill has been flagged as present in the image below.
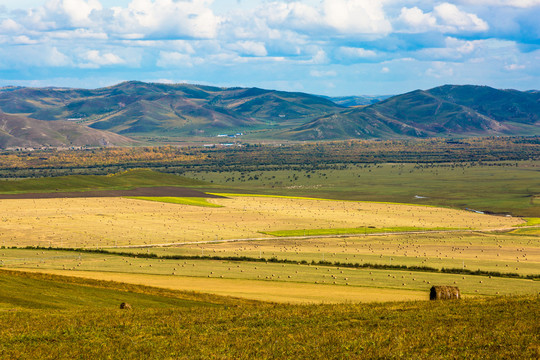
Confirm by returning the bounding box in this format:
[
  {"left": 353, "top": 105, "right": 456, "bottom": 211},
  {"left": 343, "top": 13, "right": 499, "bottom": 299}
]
[
  {"left": 0, "top": 81, "right": 343, "bottom": 138},
  {"left": 0, "top": 82, "right": 539, "bottom": 143},
  {"left": 288, "top": 85, "right": 540, "bottom": 140},
  {"left": 0, "top": 111, "right": 132, "bottom": 148}
]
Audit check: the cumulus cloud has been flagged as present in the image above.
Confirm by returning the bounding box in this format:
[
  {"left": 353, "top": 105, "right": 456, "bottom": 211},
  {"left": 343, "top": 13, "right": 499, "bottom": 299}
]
[
  {"left": 426, "top": 61, "right": 454, "bottom": 78},
  {"left": 228, "top": 41, "right": 268, "bottom": 57},
  {"left": 323, "top": 0, "right": 392, "bottom": 35},
  {"left": 337, "top": 47, "right": 378, "bottom": 59},
  {"left": 397, "top": 7, "right": 437, "bottom": 33},
  {"left": 110, "top": 0, "right": 220, "bottom": 39},
  {"left": 253, "top": 0, "right": 391, "bottom": 37},
  {"left": 79, "top": 50, "right": 125, "bottom": 68},
  {"left": 0, "top": 0, "right": 538, "bottom": 94},
  {"left": 434, "top": 3, "right": 489, "bottom": 32},
  {"left": 398, "top": 3, "right": 488, "bottom": 33},
  {"left": 0, "top": 19, "right": 24, "bottom": 33},
  {"left": 23, "top": 0, "right": 103, "bottom": 30},
  {"left": 157, "top": 51, "right": 203, "bottom": 67}
]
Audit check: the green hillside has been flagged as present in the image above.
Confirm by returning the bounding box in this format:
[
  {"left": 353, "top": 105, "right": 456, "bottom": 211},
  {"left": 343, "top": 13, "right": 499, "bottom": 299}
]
[
  {"left": 2, "top": 82, "right": 539, "bottom": 142},
  {"left": 289, "top": 86, "right": 540, "bottom": 140},
  {"left": 0, "top": 270, "right": 237, "bottom": 310},
  {"left": 0, "top": 169, "right": 205, "bottom": 194},
  {"left": 0, "top": 81, "right": 343, "bottom": 138}
]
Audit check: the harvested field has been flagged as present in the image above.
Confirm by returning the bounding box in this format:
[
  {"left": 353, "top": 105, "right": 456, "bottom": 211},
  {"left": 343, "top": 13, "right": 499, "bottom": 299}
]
[
  {"left": 3, "top": 248, "right": 539, "bottom": 302},
  {"left": 0, "top": 186, "right": 221, "bottom": 199},
  {"left": 130, "top": 231, "right": 540, "bottom": 276},
  {"left": 8, "top": 268, "right": 427, "bottom": 304},
  {"left": 0, "top": 195, "right": 523, "bottom": 248}
]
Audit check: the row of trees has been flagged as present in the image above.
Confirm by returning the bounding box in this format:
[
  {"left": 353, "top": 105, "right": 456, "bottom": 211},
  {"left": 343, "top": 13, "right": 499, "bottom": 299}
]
[{"left": 0, "top": 136, "right": 538, "bottom": 178}]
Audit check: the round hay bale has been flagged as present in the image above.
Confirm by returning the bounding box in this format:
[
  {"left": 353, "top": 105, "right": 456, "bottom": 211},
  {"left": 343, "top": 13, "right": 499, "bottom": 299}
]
[
  {"left": 120, "top": 302, "right": 132, "bottom": 310},
  {"left": 429, "top": 286, "right": 461, "bottom": 300}
]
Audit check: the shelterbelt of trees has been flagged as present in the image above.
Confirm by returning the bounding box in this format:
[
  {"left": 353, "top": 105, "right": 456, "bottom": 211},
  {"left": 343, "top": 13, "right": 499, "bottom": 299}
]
[{"left": 0, "top": 136, "right": 538, "bottom": 178}]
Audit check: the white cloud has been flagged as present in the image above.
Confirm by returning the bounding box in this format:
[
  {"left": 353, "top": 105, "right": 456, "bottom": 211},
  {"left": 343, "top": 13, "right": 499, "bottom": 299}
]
[
  {"left": 156, "top": 51, "right": 202, "bottom": 67},
  {"left": 253, "top": 0, "right": 391, "bottom": 37},
  {"left": 505, "top": 63, "right": 526, "bottom": 70},
  {"left": 381, "top": 67, "right": 390, "bottom": 73},
  {"left": 338, "top": 47, "right": 377, "bottom": 59},
  {"left": 434, "top": 3, "right": 489, "bottom": 32},
  {"left": 24, "top": 0, "right": 103, "bottom": 30},
  {"left": 398, "top": 3, "right": 488, "bottom": 33},
  {"left": 11, "top": 35, "right": 38, "bottom": 44},
  {"left": 79, "top": 50, "right": 125, "bottom": 68},
  {"left": 110, "top": 0, "right": 220, "bottom": 39},
  {"left": 306, "top": 49, "right": 329, "bottom": 64},
  {"left": 415, "top": 37, "right": 480, "bottom": 61},
  {"left": 0, "top": 19, "right": 24, "bottom": 33},
  {"left": 426, "top": 61, "right": 454, "bottom": 78},
  {"left": 228, "top": 41, "right": 268, "bottom": 57},
  {"left": 48, "top": 29, "right": 108, "bottom": 39},
  {"left": 45, "top": 47, "right": 71, "bottom": 66},
  {"left": 323, "top": 0, "right": 392, "bottom": 35},
  {"left": 397, "top": 7, "right": 437, "bottom": 33}
]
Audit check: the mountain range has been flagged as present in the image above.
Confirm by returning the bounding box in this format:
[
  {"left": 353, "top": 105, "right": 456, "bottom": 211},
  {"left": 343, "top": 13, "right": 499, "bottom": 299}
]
[{"left": 0, "top": 82, "right": 538, "bottom": 147}]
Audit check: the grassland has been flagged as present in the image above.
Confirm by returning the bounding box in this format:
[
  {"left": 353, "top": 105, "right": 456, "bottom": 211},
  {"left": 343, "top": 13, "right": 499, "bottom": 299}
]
[
  {"left": 261, "top": 226, "right": 457, "bottom": 237},
  {"left": 0, "top": 169, "right": 204, "bottom": 194},
  {"left": 0, "top": 269, "right": 538, "bottom": 359},
  {"left": 188, "top": 160, "right": 540, "bottom": 217},
  {"left": 0, "top": 269, "right": 242, "bottom": 310}
]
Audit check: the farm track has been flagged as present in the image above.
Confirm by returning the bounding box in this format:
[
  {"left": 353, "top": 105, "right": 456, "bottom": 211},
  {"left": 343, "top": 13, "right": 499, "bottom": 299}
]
[{"left": 97, "top": 227, "right": 537, "bottom": 249}]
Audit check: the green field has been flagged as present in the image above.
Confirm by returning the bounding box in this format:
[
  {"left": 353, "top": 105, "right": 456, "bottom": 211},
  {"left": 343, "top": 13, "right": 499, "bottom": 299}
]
[
  {"left": 126, "top": 196, "right": 222, "bottom": 207},
  {"left": 0, "top": 269, "right": 241, "bottom": 310},
  {"left": 0, "top": 270, "right": 538, "bottom": 359},
  {"left": 261, "top": 226, "right": 459, "bottom": 237},
  {"left": 188, "top": 161, "right": 540, "bottom": 217},
  {"left": 0, "top": 169, "right": 204, "bottom": 194}
]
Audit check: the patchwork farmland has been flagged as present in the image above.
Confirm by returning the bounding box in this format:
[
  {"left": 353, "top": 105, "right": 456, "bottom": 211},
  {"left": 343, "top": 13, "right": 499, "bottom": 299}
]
[{"left": 0, "top": 166, "right": 538, "bottom": 358}]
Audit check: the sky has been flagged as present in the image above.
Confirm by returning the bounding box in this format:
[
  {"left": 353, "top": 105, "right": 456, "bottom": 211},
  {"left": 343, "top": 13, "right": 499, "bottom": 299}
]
[{"left": 0, "top": 0, "right": 539, "bottom": 96}]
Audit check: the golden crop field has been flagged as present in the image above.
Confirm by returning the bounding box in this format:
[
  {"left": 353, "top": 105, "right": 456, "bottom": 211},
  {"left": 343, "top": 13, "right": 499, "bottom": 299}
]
[
  {"left": 130, "top": 231, "right": 540, "bottom": 276},
  {"left": 0, "top": 195, "right": 524, "bottom": 248},
  {"left": 3, "top": 248, "right": 539, "bottom": 303},
  {"left": 1, "top": 195, "right": 536, "bottom": 303}
]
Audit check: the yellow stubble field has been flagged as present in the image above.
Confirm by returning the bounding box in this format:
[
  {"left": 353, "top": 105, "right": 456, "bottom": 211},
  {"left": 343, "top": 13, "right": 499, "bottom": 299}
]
[{"left": 0, "top": 196, "right": 524, "bottom": 248}]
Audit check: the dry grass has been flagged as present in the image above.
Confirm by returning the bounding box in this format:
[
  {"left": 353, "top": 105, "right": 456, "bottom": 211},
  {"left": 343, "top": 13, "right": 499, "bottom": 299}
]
[{"left": 0, "top": 196, "right": 523, "bottom": 248}]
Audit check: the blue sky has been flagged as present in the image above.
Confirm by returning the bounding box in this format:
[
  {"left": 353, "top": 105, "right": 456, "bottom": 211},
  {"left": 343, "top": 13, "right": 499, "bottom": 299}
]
[{"left": 0, "top": 0, "right": 539, "bottom": 95}]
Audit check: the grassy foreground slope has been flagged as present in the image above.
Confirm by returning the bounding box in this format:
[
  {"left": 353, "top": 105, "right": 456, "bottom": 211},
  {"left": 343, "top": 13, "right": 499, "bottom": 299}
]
[
  {"left": 0, "top": 169, "right": 205, "bottom": 194},
  {"left": 0, "top": 269, "right": 246, "bottom": 309},
  {"left": 0, "top": 270, "right": 538, "bottom": 359}
]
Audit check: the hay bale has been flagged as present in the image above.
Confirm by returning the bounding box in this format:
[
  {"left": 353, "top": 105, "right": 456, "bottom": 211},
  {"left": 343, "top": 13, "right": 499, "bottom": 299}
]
[
  {"left": 119, "top": 302, "right": 132, "bottom": 310},
  {"left": 430, "top": 286, "right": 461, "bottom": 300}
]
